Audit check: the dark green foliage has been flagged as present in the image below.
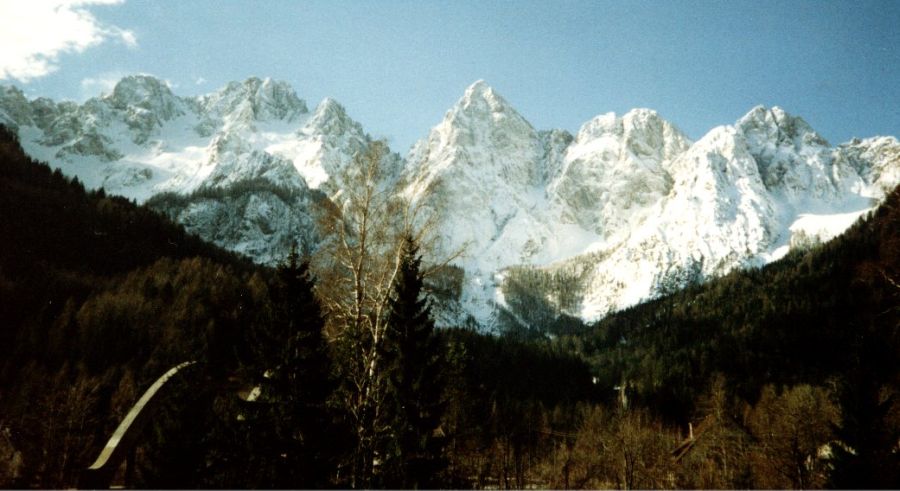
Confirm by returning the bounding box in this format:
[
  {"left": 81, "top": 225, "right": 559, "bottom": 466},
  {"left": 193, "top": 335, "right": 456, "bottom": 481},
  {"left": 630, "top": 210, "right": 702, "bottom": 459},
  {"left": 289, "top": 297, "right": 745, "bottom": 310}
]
[
  {"left": 499, "top": 264, "right": 587, "bottom": 337},
  {"left": 0, "top": 124, "right": 252, "bottom": 375},
  {"left": 438, "top": 328, "right": 597, "bottom": 488},
  {"left": 380, "top": 237, "right": 447, "bottom": 488},
  {"left": 828, "top": 323, "right": 900, "bottom": 488},
  {"left": 240, "top": 246, "right": 341, "bottom": 488},
  {"left": 147, "top": 176, "right": 318, "bottom": 210},
  {"left": 423, "top": 263, "right": 465, "bottom": 304},
  {"left": 0, "top": 125, "right": 258, "bottom": 487},
  {"left": 134, "top": 375, "right": 215, "bottom": 489},
  {"left": 826, "top": 193, "right": 900, "bottom": 488},
  {"left": 0, "top": 129, "right": 250, "bottom": 280}
]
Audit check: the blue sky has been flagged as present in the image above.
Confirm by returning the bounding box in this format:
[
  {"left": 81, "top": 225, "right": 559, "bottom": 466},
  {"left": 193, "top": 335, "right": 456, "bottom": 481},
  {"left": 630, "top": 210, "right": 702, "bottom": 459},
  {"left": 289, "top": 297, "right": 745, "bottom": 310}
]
[{"left": 3, "top": 0, "right": 898, "bottom": 152}]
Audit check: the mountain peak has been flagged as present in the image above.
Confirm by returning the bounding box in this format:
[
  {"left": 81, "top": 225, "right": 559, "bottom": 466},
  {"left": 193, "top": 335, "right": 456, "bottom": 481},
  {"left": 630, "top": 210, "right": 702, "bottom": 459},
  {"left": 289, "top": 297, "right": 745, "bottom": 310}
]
[
  {"left": 463, "top": 79, "right": 492, "bottom": 97},
  {"left": 108, "top": 74, "right": 175, "bottom": 104},
  {"left": 455, "top": 79, "right": 515, "bottom": 116},
  {"left": 203, "top": 77, "right": 307, "bottom": 123},
  {"left": 623, "top": 107, "right": 662, "bottom": 121},
  {"left": 0, "top": 85, "right": 33, "bottom": 130},
  {"left": 106, "top": 74, "right": 182, "bottom": 122},
  {"left": 575, "top": 108, "right": 684, "bottom": 144},
  {"left": 303, "top": 97, "right": 361, "bottom": 136},
  {"left": 315, "top": 97, "right": 345, "bottom": 113},
  {"left": 111, "top": 74, "right": 172, "bottom": 95},
  {"left": 240, "top": 76, "right": 298, "bottom": 98},
  {"left": 410, "top": 80, "right": 538, "bottom": 158},
  {"left": 738, "top": 105, "right": 792, "bottom": 130},
  {"left": 576, "top": 111, "right": 619, "bottom": 140},
  {"left": 737, "top": 105, "right": 828, "bottom": 147},
  {"left": 242, "top": 76, "right": 266, "bottom": 87}
]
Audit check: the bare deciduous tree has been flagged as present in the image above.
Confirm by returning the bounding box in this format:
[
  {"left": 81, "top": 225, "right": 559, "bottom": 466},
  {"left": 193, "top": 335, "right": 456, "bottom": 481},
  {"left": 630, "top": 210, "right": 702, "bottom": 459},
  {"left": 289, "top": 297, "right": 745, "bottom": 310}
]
[
  {"left": 312, "top": 139, "right": 462, "bottom": 487},
  {"left": 560, "top": 405, "right": 676, "bottom": 490},
  {"left": 747, "top": 384, "right": 837, "bottom": 489}
]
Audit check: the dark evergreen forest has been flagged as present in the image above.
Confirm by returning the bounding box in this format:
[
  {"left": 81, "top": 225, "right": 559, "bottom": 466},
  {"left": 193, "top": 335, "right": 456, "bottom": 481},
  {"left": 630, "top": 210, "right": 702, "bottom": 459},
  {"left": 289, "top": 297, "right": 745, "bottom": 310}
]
[{"left": 0, "top": 124, "right": 898, "bottom": 489}]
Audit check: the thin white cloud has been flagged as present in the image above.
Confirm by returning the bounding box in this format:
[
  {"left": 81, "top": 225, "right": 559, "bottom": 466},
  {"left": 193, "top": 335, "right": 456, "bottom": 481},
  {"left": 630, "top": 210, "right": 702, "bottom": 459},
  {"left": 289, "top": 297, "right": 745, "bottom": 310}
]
[
  {"left": 118, "top": 28, "right": 137, "bottom": 48},
  {"left": 195, "top": 76, "right": 206, "bottom": 86},
  {"left": 0, "top": 0, "right": 137, "bottom": 83}
]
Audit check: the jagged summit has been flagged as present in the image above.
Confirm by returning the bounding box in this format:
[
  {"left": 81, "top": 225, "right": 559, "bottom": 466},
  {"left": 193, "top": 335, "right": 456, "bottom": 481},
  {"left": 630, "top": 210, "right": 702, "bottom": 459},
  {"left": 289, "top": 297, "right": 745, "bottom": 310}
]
[
  {"left": 731, "top": 105, "right": 845, "bottom": 201},
  {"left": 575, "top": 111, "right": 619, "bottom": 139},
  {"left": 106, "top": 74, "right": 185, "bottom": 125},
  {"left": 465, "top": 79, "right": 491, "bottom": 94},
  {"left": 0, "top": 85, "right": 33, "bottom": 130},
  {"left": 407, "top": 80, "right": 542, "bottom": 192},
  {"left": 109, "top": 74, "right": 174, "bottom": 99},
  {"left": 0, "top": 75, "right": 365, "bottom": 199},
  {"left": 457, "top": 79, "right": 510, "bottom": 113},
  {"left": 199, "top": 77, "right": 308, "bottom": 123},
  {"left": 419, "top": 80, "right": 538, "bottom": 161},
  {"left": 456, "top": 79, "right": 523, "bottom": 117},
  {"left": 303, "top": 97, "right": 360, "bottom": 136},
  {"left": 737, "top": 105, "right": 829, "bottom": 147},
  {"left": 551, "top": 108, "right": 690, "bottom": 240},
  {"left": 315, "top": 96, "right": 343, "bottom": 112},
  {"left": 576, "top": 108, "right": 667, "bottom": 137},
  {"left": 572, "top": 108, "right": 690, "bottom": 159}
]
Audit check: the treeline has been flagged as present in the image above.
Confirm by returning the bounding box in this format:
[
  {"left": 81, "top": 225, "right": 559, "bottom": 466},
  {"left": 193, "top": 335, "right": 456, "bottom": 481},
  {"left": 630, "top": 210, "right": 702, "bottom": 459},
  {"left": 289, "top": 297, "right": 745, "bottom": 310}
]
[
  {"left": 147, "top": 176, "right": 323, "bottom": 211},
  {"left": 499, "top": 263, "right": 587, "bottom": 338}
]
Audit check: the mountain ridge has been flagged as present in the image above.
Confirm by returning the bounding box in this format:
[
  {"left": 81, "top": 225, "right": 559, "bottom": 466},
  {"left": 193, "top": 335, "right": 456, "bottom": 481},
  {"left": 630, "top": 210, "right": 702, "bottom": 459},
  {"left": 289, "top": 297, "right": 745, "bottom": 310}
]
[{"left": 2, "top": 75, "right": 898, "bottom": 327}]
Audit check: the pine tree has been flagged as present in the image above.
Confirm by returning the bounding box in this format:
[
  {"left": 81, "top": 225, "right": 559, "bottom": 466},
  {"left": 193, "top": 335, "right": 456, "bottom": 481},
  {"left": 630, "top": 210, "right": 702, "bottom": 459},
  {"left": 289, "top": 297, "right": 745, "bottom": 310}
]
[
  {"left": 246, "top": 245, "right": 339, "bottom": 488},
  {"left": 380, "top": 236, "right": 447, "bottom": 488}
]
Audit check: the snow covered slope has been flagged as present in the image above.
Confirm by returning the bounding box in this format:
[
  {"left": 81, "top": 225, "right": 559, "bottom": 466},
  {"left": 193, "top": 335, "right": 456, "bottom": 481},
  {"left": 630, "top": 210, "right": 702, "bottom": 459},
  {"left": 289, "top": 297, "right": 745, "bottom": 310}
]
[
  {"left": 403, "top": 81, "right": 602, "bottom": 324},
  {"left": 2, "top": 77, "right": 898, "bottom": 328},
  {"left": 0, "top": 76, "right": 370, "bottom": 201}
]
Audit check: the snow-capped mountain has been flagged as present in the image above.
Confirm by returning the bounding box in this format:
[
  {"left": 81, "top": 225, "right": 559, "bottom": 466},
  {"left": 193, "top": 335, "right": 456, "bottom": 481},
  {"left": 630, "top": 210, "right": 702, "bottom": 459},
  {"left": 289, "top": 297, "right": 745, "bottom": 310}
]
[
  {"left": 0, "top": 75, "right": 372, "bottom": 200},
  {"left": 404, "top": 82, "right": 899, "bottom": 326},
  {"left": 2, "top": 76, "right": 898, "bottom": 328},
  {"left": 0, "top": 75, "right": 376, "bottom": 259},
  {"left": 404, "top": 82, "right": 566, "bottom": 266}
]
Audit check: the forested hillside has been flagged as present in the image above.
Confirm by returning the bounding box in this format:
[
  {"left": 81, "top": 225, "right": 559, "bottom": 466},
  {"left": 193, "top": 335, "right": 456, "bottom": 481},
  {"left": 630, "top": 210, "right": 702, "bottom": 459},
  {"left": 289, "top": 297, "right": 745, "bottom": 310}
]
[
  {"left": 0, "top": 124, "right": 264, "bottom": 486},
  {"left": 568, "top": 183, "right": 900, "bottom": 487},
  {"left": 1, "top": 121, "right": 898, "bottom": 488}
]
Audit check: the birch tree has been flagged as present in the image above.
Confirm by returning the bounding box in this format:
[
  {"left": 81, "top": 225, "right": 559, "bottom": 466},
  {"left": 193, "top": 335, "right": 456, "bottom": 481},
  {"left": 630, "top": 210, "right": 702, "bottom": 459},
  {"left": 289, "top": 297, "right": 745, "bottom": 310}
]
[{"left": 313, "top": 140, "right": 460, "bottom": 487}]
